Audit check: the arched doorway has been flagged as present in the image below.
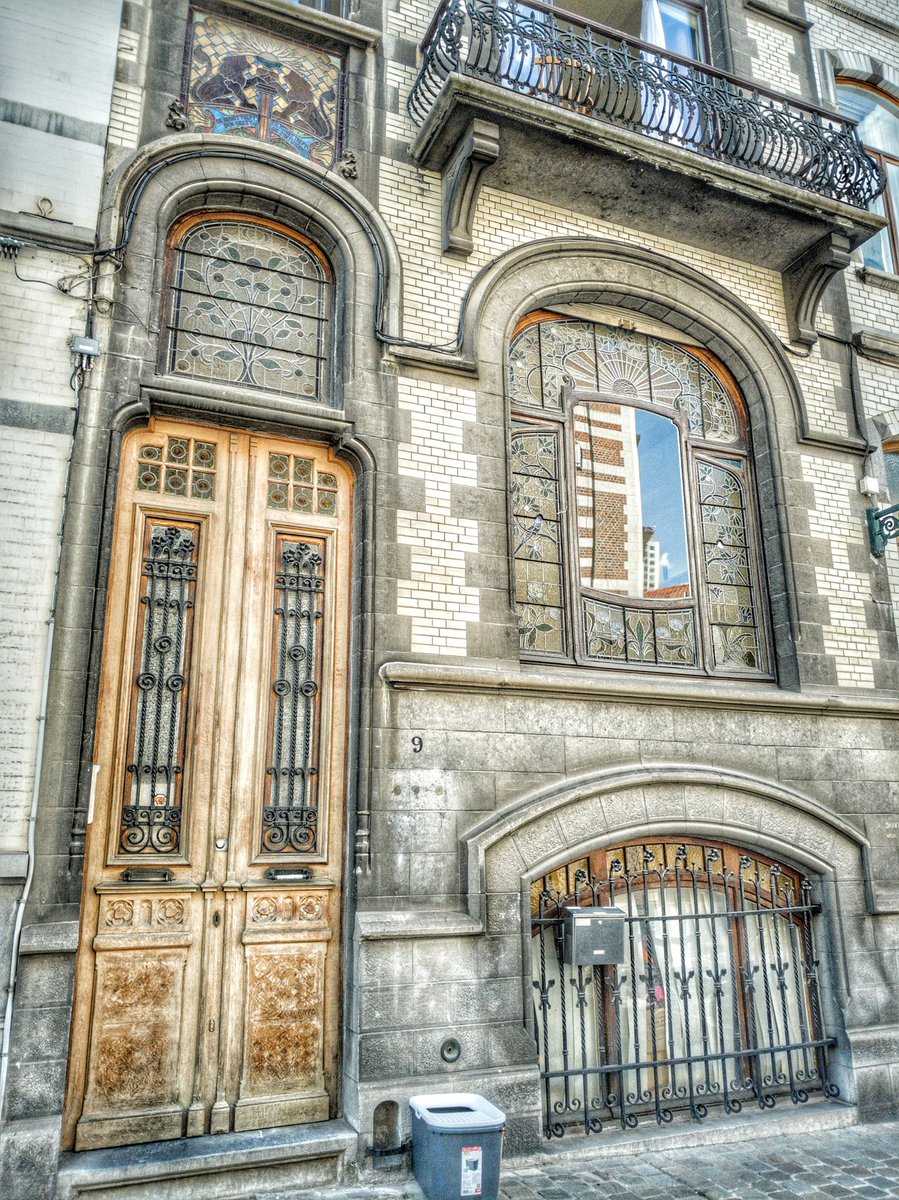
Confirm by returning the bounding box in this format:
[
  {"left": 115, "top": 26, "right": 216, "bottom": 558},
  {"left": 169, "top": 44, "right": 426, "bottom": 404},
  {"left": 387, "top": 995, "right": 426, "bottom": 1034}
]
[{"left": 531, "top": 837, "right": 838, "bottom": 1137}]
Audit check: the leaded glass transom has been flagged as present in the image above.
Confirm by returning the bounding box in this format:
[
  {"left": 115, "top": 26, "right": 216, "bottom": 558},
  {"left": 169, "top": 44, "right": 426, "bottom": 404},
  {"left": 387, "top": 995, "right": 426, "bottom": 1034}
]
[
  {"left": 508, "top": 314, "right": 767, "bottom": 677},
  {"left": 267, "top": 451, "right": 339, "bottom": 516},
  {"left": 167, "top": 219, "right": 331, "bottom": 402},
  {"left": 136, "top": 435, "right": 217, "bottom": 500},
  {"left": 509, "top": 318, "right": 739, "bottom": 443}
]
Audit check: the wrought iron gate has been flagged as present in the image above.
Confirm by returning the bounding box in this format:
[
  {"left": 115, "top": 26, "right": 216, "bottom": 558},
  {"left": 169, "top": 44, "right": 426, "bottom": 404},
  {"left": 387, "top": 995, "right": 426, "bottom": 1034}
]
[{"left": 531, "top": 840, "right": 838, "bottom": 1138}]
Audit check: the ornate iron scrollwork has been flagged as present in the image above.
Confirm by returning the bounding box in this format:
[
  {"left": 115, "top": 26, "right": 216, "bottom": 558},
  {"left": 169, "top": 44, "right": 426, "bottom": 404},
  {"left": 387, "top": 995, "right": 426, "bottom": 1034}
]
[
  {"left": 408, "top": 0, "right": 885, "bottom": 209},
  {"left": 119, "top": 523, "right": 199, "bottom": 855},
  {"left": 261, "top": 537, "right": 326, "bottom": 854},
  {"left": 531, "top": 841, "right": 839, "bottom": 1139}
]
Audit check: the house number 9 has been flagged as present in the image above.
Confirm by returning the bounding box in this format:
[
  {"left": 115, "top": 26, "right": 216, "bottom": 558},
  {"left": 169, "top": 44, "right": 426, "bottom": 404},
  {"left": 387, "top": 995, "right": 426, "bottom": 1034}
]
[{"left": 412, "top": 736, "right": 423, "bottom": 753}]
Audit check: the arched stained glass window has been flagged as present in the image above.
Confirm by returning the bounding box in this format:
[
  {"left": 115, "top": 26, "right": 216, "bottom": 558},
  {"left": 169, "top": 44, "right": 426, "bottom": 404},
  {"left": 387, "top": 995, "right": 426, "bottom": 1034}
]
[
  {"left": 165, "top": 217, "right": 332, "bottom": 403},
  {"left": 509, "top": 313, "right": 769, "bottom": 676}
]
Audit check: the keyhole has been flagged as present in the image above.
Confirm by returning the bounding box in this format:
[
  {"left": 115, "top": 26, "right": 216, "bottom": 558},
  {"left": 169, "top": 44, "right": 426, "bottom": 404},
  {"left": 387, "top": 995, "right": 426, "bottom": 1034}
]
[{"left": 213, "top": 911, "right": 221, "bottom": 927}]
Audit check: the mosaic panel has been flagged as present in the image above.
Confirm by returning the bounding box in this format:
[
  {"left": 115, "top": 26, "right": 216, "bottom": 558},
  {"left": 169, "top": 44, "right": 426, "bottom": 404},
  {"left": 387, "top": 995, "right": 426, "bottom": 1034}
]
[{"left": 185, "top": 11, "right": 341, "bottom": 166}]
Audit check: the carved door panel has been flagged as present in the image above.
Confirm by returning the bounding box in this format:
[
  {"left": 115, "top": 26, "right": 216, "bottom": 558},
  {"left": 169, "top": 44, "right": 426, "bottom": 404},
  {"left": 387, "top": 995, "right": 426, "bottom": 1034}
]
[{"left": 64, "top": 420, "right": 351, "bottom": 1151}]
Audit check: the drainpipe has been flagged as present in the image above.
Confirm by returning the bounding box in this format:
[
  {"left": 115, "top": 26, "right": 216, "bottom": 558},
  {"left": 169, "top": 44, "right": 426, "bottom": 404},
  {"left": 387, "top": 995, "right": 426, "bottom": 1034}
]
[{"left": 0, "top": 328, "right": 97, "bottom": 1118}]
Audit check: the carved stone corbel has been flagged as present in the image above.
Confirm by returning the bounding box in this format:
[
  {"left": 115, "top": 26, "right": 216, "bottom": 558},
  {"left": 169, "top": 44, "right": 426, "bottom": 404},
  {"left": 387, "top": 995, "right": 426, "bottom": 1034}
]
[
  {"left": 441, "top": 118, "right": 500, "bottom": 258},
  {"left": 782, "top": 231, "right": 852, "bottom": 347}
]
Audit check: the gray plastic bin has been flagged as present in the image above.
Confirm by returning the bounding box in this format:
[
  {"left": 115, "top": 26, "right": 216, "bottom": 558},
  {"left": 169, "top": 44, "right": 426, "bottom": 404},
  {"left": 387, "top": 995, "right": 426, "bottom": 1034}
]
[{"left": 409, "top": 1093, "right": 505, "bottom": 1200}]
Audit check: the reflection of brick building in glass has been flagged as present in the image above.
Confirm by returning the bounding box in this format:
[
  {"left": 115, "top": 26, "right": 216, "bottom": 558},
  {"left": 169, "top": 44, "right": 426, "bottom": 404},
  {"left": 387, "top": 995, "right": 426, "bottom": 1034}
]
[{"left": 574, "top": 402, "right": 644, "bottom": 596}]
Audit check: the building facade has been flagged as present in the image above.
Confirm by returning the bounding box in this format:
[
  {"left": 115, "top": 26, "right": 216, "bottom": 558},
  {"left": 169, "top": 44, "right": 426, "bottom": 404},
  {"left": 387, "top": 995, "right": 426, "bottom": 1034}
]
[{"left": 1, "top": 0, "right": 899, "bottom": 1196}]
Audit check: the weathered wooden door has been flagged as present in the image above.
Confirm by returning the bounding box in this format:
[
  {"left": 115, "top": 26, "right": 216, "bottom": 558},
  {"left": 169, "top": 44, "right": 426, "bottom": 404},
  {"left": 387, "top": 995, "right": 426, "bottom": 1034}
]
[{"left": 64, "top": 419, "right": 351, "bottom": 1151}]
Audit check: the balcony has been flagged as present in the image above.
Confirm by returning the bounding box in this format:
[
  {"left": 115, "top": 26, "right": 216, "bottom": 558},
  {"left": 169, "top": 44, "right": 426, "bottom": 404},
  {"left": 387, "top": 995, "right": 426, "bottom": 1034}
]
[{"left": 407, "top": 0, "right": 886, "bottom": 341}]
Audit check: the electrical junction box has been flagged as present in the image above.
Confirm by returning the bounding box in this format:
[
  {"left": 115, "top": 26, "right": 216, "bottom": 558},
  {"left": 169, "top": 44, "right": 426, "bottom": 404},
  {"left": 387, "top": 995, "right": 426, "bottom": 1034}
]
[{"left": 562, "top": 906, "right": 626, "bottom": 966}]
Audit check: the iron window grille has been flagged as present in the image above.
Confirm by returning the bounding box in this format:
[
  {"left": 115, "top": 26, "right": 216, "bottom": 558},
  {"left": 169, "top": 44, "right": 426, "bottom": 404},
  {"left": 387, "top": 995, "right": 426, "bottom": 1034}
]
[{"left": 531, "top": 839, "right": 839, "bottom": 1138}]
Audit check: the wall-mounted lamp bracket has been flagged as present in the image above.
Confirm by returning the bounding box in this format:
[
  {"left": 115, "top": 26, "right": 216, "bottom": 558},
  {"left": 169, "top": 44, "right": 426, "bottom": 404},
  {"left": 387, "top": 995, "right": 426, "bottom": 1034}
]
[{"left": 867, "top": 502, "right": 899, "bottom": 556}]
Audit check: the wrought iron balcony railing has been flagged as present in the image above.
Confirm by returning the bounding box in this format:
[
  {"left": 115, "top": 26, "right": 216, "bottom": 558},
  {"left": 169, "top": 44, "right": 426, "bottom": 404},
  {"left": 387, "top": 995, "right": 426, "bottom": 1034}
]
[{"left": 408, "top": 0, "right": 884, "bottom": 209}]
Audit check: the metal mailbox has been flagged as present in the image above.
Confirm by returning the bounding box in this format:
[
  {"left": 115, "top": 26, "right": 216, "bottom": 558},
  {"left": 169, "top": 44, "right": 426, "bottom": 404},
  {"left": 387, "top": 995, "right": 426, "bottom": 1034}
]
[{"left": 562, "top": 905, "right": 626, "bottom": 966}]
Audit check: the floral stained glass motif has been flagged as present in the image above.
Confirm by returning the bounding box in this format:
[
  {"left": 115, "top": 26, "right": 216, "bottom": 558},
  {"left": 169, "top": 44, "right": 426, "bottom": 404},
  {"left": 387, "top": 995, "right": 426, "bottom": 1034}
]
[
  {"left": 583, "top": 599, "right": 696, "bottom": 665},
  {"left": 511, "top": 428, "right": 566, "bottom": 653},
  {"left": 508, "top": 313, "right": 765, "bottom": 676},
  {"left": 185, "top": 12, "right": 341, "bottom": 167},
  {"left": 168, "top": 221, "right": 331, "bottom": 401},
  {"left": 698, "top": 460, "right": 761, "bottom": 670}
]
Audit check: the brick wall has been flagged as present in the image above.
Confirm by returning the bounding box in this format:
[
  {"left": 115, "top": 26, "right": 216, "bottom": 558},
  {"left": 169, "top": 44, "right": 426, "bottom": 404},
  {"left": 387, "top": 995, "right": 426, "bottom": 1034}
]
[
  {"left": 396, "top": 377, "right": 480, "bottom": 655},
  {"left": 0, "top": 429, "right": 67, "bottom": 852},
  {"left": 744, "top": 13, "right": 805, "bottom": 96},
  {"left": 0, "top": 0, "right": 121, "bottom": 225}
]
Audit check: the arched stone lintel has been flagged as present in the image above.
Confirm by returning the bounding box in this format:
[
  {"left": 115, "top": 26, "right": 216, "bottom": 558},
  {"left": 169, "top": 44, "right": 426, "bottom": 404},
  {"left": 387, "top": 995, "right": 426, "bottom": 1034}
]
[
  {"left": 873, "top": 409, "right": 899, "bottom": 443},
  {"left": 462, "top": 762, "right": 870, "bottom": 920},
  {"left": 96, "top": 133, "right": 403, "bottom": 341},
  {"left": 821, "top": 49, "right": 899, "bottom": 108},
  {"left": 459, "top": 236, "right": 808, "bottom": 433}
]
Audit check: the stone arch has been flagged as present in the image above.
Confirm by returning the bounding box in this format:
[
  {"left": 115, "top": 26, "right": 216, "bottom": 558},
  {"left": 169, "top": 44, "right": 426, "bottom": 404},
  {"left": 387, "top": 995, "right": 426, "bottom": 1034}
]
[
  {"left": 458, "top": 237, "right": 806, "bottom": 681},
  {"left": 41, "top": 136, "right": 390, "bottom": 894},
  {"left": 464, "top": 763, "right": 868, "bottom": 921},
  {"left": 462, "top": 763, "right": 870, "bottom": 1099},
  {"left": 872, "top": 408, "right": 899, "bottom": 444},
  {"left": 95, "top": 134, "right": 402, "bottom": 420},
  {"left": 821, "top": 49, "right": 899, "bottom": 107}
]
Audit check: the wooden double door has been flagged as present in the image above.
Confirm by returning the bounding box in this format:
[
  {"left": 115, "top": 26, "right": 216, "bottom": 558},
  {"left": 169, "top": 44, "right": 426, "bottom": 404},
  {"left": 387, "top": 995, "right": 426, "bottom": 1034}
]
[{"left": 64, "top": 420, "right": 352, "bottom": 1151}]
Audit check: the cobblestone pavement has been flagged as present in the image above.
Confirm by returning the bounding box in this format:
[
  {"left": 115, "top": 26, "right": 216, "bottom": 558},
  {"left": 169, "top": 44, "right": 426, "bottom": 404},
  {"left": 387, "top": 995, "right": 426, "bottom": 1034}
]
[{"left": 282, "top": 1119, "right": 899, "bottom": 1200}]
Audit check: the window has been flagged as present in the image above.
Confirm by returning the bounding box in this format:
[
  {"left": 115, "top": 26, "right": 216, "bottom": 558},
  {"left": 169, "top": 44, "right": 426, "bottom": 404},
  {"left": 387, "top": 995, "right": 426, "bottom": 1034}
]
[
  {"left": 557, "top": 0, "right": 708, "bottom": 60},
  {"left": 887, "top": 443, "right": 899, "bottom": 502},
  {"left": 164, "top": 216, "right": 333, "bottom": 403},
  {"left": 531, "top": 838, "right": 838, "bottom": 1137},
  {"left": 836, "top": 82, "right": 899, "bottom": 274},
  {"left": 508, "top": 313, "right": 769, "bottom": 676}
]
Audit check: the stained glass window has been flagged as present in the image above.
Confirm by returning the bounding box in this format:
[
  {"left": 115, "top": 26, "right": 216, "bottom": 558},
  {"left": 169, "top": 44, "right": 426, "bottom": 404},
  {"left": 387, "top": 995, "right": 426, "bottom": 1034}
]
[
  {"left": 166, "top": 218, "right": 332, "bottom": 402},
  {"left": 185, "top": 12, "right": 342, "bottom": 167},
  {"left": 508, "top": 314, "right": 768, "bottom": 676}
]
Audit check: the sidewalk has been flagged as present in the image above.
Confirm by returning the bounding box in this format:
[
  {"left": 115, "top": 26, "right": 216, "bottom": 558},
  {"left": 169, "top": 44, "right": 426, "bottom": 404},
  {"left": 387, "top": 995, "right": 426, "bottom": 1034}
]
[{"left": 279, "top": 1117, "right": 899, "bottom": 1200}]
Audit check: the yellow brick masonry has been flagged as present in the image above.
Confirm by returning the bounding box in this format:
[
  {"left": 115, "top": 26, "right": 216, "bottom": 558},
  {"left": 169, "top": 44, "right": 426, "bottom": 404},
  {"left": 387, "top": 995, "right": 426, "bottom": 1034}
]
[
  {"left": 803, "top": 453, "right": 880, "bottom": 687},
  {"left": 378, "top": 158, "right": 853, "bottom": 436},
  {"left": 396, "top": 377, "right": 480, "bottom": 654},
  {"left": 745, "top": 13, "right": 804, "bottom": 97},
  {"left": 378, "top": 159, "right": 792, "bottom": 343},
  {"left": 107, "top": 0, "right": 146, "bottom": 150}
]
